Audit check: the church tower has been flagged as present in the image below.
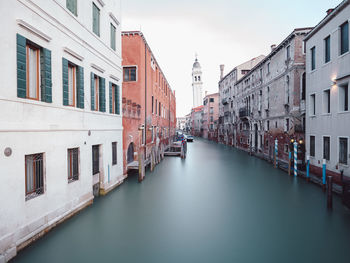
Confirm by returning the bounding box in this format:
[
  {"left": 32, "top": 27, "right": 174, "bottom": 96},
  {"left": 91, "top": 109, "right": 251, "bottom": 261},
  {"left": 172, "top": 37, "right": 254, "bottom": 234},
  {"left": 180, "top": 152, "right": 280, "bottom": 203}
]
[{"left": 192, "top": 55, "right": 203, "bottom": 108}]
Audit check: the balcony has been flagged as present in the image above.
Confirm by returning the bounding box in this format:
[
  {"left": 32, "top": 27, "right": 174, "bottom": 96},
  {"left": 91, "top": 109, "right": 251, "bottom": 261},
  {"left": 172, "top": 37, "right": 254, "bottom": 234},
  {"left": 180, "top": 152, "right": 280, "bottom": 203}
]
[{"left": 239, "top": 108, "right": 248, "bottom": 118}]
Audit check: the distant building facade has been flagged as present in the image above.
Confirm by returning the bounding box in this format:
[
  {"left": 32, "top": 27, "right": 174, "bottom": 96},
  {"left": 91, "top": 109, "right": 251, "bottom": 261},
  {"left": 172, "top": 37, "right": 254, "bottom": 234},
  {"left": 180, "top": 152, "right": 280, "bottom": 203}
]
[
  {"left": 234, "top": 28, "right": 312, "bottom": 164},
  {"left": 177, "top": 117, "right": 186, "bottom": 130},
  {"left": 191, "top": 105, "right": 204, "bottom": 136},
  {"left": 192, "top": 56, "right": 203, "bottom": 108},
  {"left": 305, "top": 1, "right": 350, "bottom": 181},
  {"left": 121, "top": 31, "right": 176, "bottom": 175},
  {"left": 202, "top": 92, "right": 219, "bottom": 141},
  {"left": 218, "top": 56, "right": 265, "bottom": 145},
  {"left": 0, "top": 0, "right": 123, "bottom": 261}
]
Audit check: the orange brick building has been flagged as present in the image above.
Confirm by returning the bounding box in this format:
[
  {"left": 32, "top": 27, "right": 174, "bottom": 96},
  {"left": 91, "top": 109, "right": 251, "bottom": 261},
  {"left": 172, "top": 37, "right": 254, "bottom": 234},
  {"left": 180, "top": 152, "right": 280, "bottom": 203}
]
[{"left": 122, "top": 31, "right": 176, "bottom": 176}]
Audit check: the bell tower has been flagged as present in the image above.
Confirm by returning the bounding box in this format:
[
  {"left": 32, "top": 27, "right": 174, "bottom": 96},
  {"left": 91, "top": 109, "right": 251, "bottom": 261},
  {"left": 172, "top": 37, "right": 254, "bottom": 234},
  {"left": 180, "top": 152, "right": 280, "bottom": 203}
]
[{"left": 192, "top": 54, "right": 203, "bottom": 108}]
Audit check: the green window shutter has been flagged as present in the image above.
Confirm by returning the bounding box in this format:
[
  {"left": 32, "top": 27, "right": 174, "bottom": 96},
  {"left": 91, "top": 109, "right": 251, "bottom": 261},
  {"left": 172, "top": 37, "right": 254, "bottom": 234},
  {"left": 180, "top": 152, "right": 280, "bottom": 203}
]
[
  {"left": 109, "top": 82, "right": 113, "bottom": 113},
  {"left": 91, "top": 72, "right": 95, "bottom": 110},
  {"left": 67, "top": 0, "right": 77, "bottom": 16},
  {"left": 62, "top": 58, "right": 69, "bottom": 105},
  {"left": 99, "top": 77, "right": 106, "bottom": 112},
  {"left": 77, "top": 66, "right": 84, "bottom": 109},
  {"left": 41, "top": 48, "right": 52, "bottom": 103},
  {"left": 17, "top": 34, "right": 27, "bottom": 98},
  {"left": 116, "top": 85, "right": 120, "bottom": 115},
  {"left": 110, "top": 24, "right": 116, "bottom": 51},
  {"left": 92, "top": 3, "right": 100, "bottom": 36}
]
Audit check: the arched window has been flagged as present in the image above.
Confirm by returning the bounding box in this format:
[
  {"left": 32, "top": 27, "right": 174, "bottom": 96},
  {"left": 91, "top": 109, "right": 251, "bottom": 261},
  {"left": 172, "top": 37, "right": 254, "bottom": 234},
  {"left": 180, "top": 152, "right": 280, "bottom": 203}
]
[
  {"left": 198, "top": 76, "right": 201, "bottom": 81},
  {"left": 195, "top": 76, "right": 197, "bottom": 81}
]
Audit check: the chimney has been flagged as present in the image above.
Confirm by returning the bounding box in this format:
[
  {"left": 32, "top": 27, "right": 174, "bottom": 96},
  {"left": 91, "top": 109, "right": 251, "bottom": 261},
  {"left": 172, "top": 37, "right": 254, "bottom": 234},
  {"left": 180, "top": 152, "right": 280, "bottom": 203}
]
[
  {"left": 220, "top": 64, "right": 225, "bottom": 80},
  {"left": 271, "top": 44, "right": 277, "bottom": 52},
  {"left": 326, "top": 8, "right": 334, "bottom": 15}
]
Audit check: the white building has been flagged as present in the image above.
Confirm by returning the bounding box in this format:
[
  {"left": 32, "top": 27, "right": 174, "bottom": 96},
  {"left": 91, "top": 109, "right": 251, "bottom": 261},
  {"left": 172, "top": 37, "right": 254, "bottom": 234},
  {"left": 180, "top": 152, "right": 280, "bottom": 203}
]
[
  {"left": 192, "top": 56, "right": 203, "bottom": 108},
  {"left": 0, "top": 0, "right": 124, "bottom": 261},
  {"left": 305, "top": 0, "right": 350, "bottom": 179},
  {"left": 218, "top": 56, "right": 265, "bottom": 145},
  {"left": 176, "top": 117, "right": 186, "bottom": 130}
]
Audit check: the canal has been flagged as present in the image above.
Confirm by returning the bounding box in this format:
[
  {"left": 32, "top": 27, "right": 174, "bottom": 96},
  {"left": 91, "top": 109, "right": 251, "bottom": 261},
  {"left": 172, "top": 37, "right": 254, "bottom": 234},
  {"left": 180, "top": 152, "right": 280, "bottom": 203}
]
[{"left": 14, "top": 139, "right": 350, "bottom": 263}]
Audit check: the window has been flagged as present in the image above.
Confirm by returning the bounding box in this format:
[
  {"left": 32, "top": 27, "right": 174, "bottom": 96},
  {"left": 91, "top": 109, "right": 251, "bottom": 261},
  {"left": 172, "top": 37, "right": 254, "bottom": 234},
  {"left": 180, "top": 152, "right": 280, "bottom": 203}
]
[
  {"left": 285, "top": 118, "right": 290, "bottom": 132},
  {"left": 123, "top": 67, "right": 136, "bottom": 82},
  {"left": 275, "top": 121, "right": 277, "bottom": 128},
  {"left": 92, "top": 3, "right": 100, "bottom": 36},
  {"left": 266, "top": 120, "right": 270, "bottom": 131},
  {"left": 310, "top": 94, "right": 316, "bottom": 115},
  {"left": 68, "top": 148, "right": 79, "bottom": 182},
  {"left": 68, "top": 63, "right": 76, "bottom": 106},
  {"left": 339, "top": 137, "right": 348, "bottom": 165},
  {"left": 25, "top": 153, "right": 44, "bottom": 199},
  {"left": 112, "top": 142, "right": 117, "bottom": 165},
  {"left": 339, "top": 84, "right": 349, "bottom": 112},
  {"left": 195, "top": 76, "right": 197, "bottom": 81},
  {"left": 325, "top": 36, "right": 331, "bottom": 63},
  {"left": 94, "top": 75, "right": 99, "bottom": 111},
  {"left": 302, "top": 73, "right": 306, "bottom": 100},
  {"left": 267, "top": 63, "right": 270, "bottom": 74},
  {"left": 110, "top": 23, "right": 116, "bottom": 51},
  {"left": 152, "top": 96, "right": 154, "bottom": 114},
  {"left": 323, "top": 137, "right": 330, "bottom": 161},
  {"left": 159, "top": 102, "right": 161, "bottom": 117},
  {"left": 17, "top": 34, "right": 52, "bottom": 103},
  {"left": 209, "top": 98, "right": 214, "bottom": 103},
  {"left": 210, "top": 124, "right": 214, "bottom": 130},
  {"left": 110, "top": 83, "right": 119, "bottom": 114},
  {"left": 323, "top": 89, "right": 330, "bottom": 114},
  {"left": 210, "top": 116, "right": 214, "bottom": 122},
  {"left": 311, "top": 47, "right": 316, "bottom": 70},
  {"left": 286, "top": 45, "right": 290, "bottom": 60},
  {"left": 26, "top": 45, "right": 40, "bottom": 100},
  {"left": 66, "top": 0, "right": 77, "bottom": 16},
  {"left": 92, "top": 145, "right": 100, "bottom": 175},
  {"left": 340, "top": 22, "right": 349, "bottom": 55},
  {"left": 284, "top": 144, "right": 289, "bottom": 153},
  {"left": 198, "top": 76, "right": 201, "bottom": 81},
  {"left": 310, "top": 136, "right": 315, "bottom": 157}
]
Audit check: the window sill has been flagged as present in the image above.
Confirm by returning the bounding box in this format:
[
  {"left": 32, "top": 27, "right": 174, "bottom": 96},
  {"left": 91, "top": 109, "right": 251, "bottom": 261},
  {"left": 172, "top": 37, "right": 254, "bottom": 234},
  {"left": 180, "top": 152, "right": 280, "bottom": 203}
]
[
  {"left": 25, "top": 190, "right": 44, "bottom": 201},
  {"left": 338, "top": 111, "right": 349, "bottom": 115},
  {"left": 323, "top": 61, "right": 332, "bottom": 67},
  {"left": 310, "top": 69, "right": 316, "bottom": 74},
  {"left": 309, "top": 115, "right": 316, "bottom": 118},
  {"left": 321, "top": 113, "right": 331, "bottom": 116},
  {"left": 339, "top": 163, "right": 349, "bottom": 168},
  {"left": 68, "top": 178, "right": 79, "bottom": 184},
  {"left": 339, "top": 51, "right": 350, "bottom": 59}
]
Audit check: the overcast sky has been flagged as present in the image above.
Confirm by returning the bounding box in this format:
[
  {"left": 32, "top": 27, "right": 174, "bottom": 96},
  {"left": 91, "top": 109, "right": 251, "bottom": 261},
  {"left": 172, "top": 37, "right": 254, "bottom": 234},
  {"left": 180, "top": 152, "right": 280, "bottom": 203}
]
[{"left": 121, "top": 0, "right": 341, "bottom": 117}]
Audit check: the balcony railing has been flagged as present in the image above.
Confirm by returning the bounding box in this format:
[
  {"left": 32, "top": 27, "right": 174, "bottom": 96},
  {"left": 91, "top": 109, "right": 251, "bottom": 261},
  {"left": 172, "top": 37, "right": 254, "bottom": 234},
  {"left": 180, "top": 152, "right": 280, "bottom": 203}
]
[{"left": 239, "top": 108, "right": 248, "bottom": 118}]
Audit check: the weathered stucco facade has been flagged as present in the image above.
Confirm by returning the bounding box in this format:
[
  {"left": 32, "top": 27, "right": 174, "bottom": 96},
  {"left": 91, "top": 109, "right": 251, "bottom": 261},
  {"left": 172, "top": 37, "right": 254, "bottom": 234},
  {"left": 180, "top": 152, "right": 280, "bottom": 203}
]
[
  {"left": 233, "top": 28, "right": 312, "bottom": 165},
  {"left": 121, "top": 31, "right": 176, "bottom": 176},
  {"left": 218, "top": 56, "right": 265, "bottom": 145}
]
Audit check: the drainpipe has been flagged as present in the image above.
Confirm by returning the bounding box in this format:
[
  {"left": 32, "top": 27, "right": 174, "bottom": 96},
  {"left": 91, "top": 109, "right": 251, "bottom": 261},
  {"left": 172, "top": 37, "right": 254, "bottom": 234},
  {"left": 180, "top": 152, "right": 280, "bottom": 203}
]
[{"left": 144, "top": 42, "right": 147, "bottom": 158}]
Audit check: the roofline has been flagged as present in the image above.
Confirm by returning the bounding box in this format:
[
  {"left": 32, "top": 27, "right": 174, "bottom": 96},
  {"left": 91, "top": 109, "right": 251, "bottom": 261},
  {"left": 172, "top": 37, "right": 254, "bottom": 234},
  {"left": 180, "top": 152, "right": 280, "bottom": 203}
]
[
  {"left": 122, "top": 31, "right": 174, "bottom": 94},
  {"left": 218, "top": 55, "right": 265, "bottom": 84},
  {"left": 235, "top": 27, "right": 313, "bottom": 86},
  {"left": 304, "top": 0, "right": 349, "bottom": 42}
]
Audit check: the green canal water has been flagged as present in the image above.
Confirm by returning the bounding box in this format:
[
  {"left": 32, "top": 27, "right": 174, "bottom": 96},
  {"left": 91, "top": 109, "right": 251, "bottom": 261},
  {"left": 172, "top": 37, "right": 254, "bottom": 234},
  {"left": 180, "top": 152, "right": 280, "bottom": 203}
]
[{"left": 14, "top": 139, "right": 350, "bottom": 263}]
